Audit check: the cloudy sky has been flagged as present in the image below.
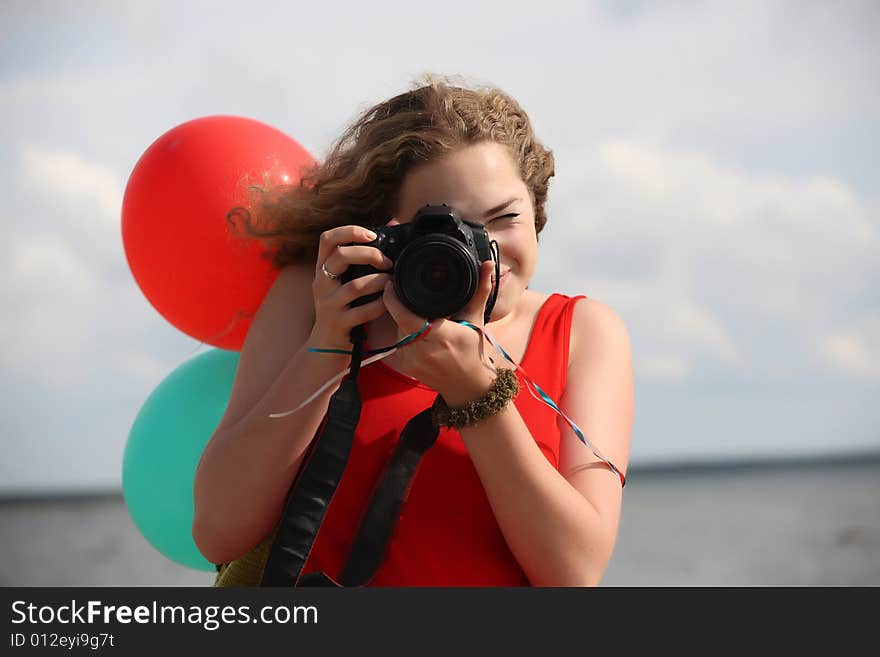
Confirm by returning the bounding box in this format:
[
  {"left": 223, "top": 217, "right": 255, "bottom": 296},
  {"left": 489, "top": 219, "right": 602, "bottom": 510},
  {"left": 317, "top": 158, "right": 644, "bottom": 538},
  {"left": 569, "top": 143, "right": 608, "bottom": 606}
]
[{"left": 1, "top": 0, "right": 878, "bottom": 494}]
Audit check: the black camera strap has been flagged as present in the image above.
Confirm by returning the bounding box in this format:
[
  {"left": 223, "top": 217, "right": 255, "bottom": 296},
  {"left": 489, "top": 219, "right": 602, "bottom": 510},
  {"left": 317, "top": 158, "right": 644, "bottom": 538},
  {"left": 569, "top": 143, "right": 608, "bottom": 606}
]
[
  {"left": 338, "top": 406, "right": 438, "bottom": 585},
  {"left": 259, "top": 329, "right": 365, "bottom": 586},
  {"left": 259, "top": 326, "right": 440, "bottom": 587},
  {"left": 486, "top": 240, "right": 500, "bottom": 325}
]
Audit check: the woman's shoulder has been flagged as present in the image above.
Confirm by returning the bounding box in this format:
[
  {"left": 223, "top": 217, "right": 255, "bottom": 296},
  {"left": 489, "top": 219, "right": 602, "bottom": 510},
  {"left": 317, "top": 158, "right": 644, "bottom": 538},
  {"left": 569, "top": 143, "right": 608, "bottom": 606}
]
[
  {"left": 567, "top": 294, "right": 628, "bottom": 333},
  {"left": 276, "top": 262, "right": 316, "bottom": 288},
  {"left": 520, "top": 289, "right": 583, "bottom": 317},
  {"left": 209, "top": 263, "right": 316, "bottom": 436},
  {"left": 523, "top": 289, "right": 629, "bottom": 368},
  {"left": 255, "top": 263, "right": 317, "bottom": 327},
  {"left": 533, "top": 288, "right": 624, "bottom": 319},
  {"left": 566, "top": 293, "right": 631, "bottom": 368}
]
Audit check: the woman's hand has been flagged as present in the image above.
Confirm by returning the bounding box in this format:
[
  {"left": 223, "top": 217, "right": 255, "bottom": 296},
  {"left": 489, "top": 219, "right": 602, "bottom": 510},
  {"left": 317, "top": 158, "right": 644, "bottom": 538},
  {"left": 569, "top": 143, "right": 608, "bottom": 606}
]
[
  {"left": 382, "top": 259, "right": 499, "bottom": 405},
  {"left": 308, "top": 225, "right": 393, "bottom": 352}
]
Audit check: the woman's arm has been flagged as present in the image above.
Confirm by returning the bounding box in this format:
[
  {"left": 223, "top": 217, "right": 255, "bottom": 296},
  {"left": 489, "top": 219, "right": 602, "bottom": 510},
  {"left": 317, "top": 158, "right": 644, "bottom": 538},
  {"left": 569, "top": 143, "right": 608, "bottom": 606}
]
[
  {"left": 457, "top": 298, "right": 634, "bottom": 586},
  {"left": 193, "top": 225, "right": 393, "bottom": 565},
  {"left": 380, "top": 261, "right": 633, "bottom": 585},
  {"left": 192, "top": 264, "right": 349, "bottom": 565}
]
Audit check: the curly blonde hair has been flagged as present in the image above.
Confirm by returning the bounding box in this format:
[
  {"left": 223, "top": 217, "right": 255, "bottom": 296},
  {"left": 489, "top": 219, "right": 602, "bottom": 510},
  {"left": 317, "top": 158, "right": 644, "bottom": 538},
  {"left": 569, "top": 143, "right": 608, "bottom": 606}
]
[{"left": 231, "top": 74, "right": 555, "bottom": 269}]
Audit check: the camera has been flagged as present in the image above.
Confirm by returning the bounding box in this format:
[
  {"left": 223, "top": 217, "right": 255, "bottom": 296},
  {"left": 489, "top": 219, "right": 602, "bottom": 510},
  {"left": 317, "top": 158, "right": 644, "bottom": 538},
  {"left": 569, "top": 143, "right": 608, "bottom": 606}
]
[{"left": 341, "top": 204, "right": 496, "bottom": 319}]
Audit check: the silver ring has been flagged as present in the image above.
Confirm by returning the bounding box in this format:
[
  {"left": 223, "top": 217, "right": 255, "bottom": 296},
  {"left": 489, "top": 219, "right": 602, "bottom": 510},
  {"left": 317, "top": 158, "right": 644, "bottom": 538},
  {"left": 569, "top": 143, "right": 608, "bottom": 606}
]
[{"left": 321, "top": 263, "right": 340, "bottom": 280}]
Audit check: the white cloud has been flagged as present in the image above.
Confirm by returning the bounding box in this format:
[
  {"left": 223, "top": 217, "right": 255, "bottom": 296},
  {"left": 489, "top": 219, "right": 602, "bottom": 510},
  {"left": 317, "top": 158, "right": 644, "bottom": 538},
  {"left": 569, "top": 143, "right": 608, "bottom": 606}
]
[
  {"left": 4, "top": 133, "right": 227, "bottom": 401},
  {"left": 578, "top": 140, "right": 876, "bottom": 244},
  {"left": 547, "top": 137, "right": 879, "bottom": 383},
  {"left": 667, "top": 302, "right": 745, "bottom": 369},
  {"left": 821, "top": 319, "right": 880, "bottom": 382},
  {"left": 0, "top": 194, "right": 143, "bottom": 393},
  {"left": 20, "top": 145, "right": 123, "bottom": 225},
  {"left": 0, "top": 238, "right": 96, "bottom": 389},
  {"left": 12, "top": 240, "right": 95, "bottom": 293},
  {"left": 637, "top": 353, "right": 692, "bottom": 383}
]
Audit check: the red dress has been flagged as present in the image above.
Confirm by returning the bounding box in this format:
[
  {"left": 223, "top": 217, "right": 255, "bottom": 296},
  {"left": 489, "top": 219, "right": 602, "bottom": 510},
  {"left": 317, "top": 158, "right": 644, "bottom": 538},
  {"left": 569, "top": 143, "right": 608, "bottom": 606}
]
[{"left": 301, "top": 293, "right": 587, "bottom": 586}]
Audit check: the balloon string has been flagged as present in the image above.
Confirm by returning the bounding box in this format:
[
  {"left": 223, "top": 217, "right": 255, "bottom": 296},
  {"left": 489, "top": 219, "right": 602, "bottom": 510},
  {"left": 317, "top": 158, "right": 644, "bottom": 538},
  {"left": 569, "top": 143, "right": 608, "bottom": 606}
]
[
  {"left": 207, "top": 309, "right": 255, "bottom": 344},
  {"left": 171, "top": 309, "right": 254, "bottom": 368}
]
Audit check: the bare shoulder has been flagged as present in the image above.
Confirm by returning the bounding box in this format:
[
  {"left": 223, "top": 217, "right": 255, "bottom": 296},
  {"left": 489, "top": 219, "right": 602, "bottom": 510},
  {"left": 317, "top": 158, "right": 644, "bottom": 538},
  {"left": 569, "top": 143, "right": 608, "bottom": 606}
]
[
  {"left": 243, "top": 264, "right": 316, "bottom": 347},
  {"left": 211, "top": 262, "right": 316, "bottom": 435},
  {"left": 569, "top": 296, "right": 632, "bottom": 367}
]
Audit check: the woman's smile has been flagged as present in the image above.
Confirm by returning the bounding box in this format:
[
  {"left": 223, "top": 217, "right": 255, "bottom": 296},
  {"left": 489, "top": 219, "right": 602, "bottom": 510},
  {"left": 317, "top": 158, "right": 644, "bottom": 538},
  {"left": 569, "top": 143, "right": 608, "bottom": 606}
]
[{"left": 493, "top": 268, "right": 511, "bottom": 287}]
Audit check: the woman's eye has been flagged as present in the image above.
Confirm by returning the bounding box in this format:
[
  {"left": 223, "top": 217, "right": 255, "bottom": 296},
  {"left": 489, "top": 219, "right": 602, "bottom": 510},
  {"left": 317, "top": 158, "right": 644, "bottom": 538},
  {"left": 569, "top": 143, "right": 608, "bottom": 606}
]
[{"left": 490, "top": 213, "right": 519, "bottom": 223}]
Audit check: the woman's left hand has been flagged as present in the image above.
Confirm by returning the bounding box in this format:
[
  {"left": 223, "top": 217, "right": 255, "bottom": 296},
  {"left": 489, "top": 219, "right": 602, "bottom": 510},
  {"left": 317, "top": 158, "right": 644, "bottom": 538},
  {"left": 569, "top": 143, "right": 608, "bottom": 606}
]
[{"left": 382, "top": 260, "right": 498, "bottom": 406}]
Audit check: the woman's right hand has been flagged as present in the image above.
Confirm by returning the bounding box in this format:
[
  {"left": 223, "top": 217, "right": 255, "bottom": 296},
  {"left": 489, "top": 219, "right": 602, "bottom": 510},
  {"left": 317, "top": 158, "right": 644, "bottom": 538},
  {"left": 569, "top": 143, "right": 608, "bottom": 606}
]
[{"left": 308, "top": 225, "right": 393, "bottom": 351}]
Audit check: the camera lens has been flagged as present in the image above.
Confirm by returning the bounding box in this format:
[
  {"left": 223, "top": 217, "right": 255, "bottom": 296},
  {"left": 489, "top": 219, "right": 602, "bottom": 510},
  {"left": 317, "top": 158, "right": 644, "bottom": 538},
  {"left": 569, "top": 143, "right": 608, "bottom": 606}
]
[
  {"left": 419, "top": 257, "right": 459, "bottom": 293},
  {"left": 394, "top": 236, "right": 478, "bottom": 318}
]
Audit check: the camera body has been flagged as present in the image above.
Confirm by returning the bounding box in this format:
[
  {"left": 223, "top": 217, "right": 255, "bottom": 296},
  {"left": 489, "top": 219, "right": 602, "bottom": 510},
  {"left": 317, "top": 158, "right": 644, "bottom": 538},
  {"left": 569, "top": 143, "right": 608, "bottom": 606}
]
[{"left": 341, "top": 204, "right": 495, "bottom": 319}]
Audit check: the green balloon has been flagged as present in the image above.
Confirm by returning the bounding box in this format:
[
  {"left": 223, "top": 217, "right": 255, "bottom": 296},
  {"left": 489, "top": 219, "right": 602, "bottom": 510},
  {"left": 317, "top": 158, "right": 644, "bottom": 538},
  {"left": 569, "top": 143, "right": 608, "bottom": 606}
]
[{"left": 123, "top": 348, "right": 239, "bottom": 572}]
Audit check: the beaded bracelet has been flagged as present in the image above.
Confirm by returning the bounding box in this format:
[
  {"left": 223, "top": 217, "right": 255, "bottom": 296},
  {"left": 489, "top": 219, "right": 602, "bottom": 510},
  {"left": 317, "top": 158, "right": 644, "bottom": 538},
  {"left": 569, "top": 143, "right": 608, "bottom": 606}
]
[{"left": 431, "top": 367, "right": 519, "bottom": 429}]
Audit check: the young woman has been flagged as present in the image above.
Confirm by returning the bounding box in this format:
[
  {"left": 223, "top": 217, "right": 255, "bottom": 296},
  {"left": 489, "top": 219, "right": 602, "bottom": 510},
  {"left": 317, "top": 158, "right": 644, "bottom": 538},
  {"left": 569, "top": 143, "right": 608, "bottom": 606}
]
[{"left": 193, "top": 76, "right": 634, "bottom": 586}]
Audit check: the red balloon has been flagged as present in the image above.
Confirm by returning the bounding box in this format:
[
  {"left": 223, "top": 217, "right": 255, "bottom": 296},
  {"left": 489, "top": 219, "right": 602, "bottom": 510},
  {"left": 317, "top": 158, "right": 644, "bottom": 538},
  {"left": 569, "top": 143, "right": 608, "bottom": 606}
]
[{"left": 122, "top": 116, "right": 314, "bottom": 350}]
